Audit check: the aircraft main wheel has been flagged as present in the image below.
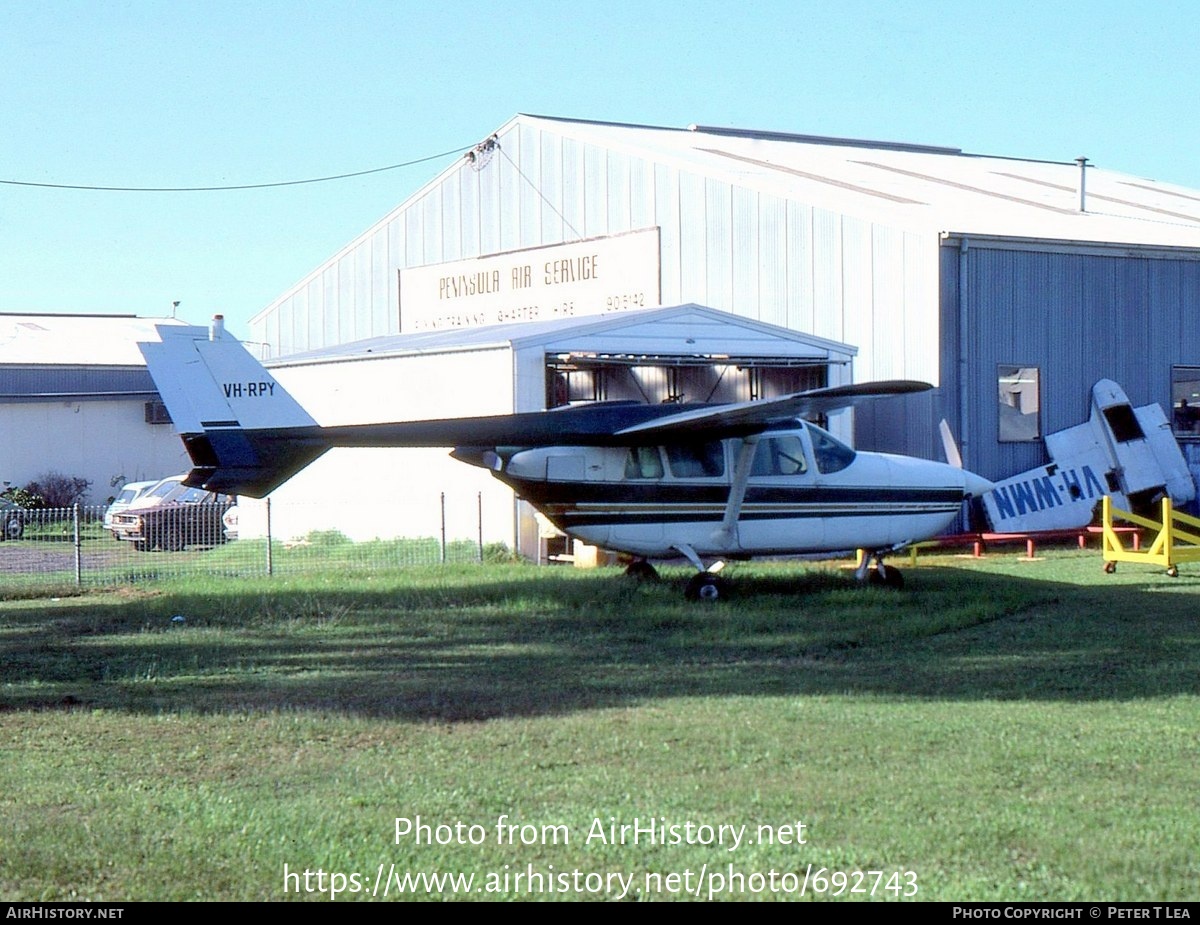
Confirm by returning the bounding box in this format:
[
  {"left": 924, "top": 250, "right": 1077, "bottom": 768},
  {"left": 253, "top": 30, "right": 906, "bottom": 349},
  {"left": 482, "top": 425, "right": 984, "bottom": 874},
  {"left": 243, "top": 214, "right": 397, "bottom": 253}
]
[
  {"left": 1167, "top": 565, "right": 1179, "bottom": 578},
  {"left": 685, "top": 572, "right": 727, "bottom": 602},
  {"left": 625, "top": 560, "right": 660, "bottom": 582},
  {"left": 1103, "top": 561, "right": 1117, "bottom": 574}
]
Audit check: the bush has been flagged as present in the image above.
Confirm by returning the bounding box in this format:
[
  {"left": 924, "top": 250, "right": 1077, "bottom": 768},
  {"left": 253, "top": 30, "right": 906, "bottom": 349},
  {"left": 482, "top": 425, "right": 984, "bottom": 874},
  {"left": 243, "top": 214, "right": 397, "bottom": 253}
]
[
  {"left": 23, "top": 472, "right": 91, "bottom": 509},
  {"left": 2, "top": 486, "right": 44, "bottom": 509}
]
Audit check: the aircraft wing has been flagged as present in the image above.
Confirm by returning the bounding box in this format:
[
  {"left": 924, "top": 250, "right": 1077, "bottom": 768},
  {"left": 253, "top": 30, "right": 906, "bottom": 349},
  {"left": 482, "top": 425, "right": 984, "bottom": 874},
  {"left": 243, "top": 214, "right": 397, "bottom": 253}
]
[
  {"left": 140, "top": 321, "right": 933, "bottom": 497},
  {"left": 614, "top": 380, "right": 932, "bottom": 439}
]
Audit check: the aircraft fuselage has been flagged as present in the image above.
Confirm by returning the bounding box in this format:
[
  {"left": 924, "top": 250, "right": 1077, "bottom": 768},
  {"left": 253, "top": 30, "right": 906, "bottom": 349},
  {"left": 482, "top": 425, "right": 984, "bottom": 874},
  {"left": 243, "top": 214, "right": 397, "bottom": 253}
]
[{"left": 486, "top": 421, "right": 984, "bottom": 559}]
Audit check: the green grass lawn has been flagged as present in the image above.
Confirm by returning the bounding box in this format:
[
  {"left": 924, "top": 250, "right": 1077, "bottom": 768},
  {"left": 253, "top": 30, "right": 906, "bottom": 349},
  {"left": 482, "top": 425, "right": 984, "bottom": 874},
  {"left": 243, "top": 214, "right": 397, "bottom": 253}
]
[{"left": 1, "top": 550, "right": 1197, "bottom": 901}]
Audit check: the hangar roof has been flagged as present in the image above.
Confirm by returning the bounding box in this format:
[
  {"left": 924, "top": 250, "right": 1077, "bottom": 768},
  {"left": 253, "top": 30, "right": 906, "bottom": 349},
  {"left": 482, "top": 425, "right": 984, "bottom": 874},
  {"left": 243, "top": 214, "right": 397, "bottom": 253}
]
[
  {"left": 482, "top": 115, "right": 1200, "bottom": 249},
  {"left": 269, "top": 304, "right": 855, "bottom": 369},
  {"left": 0, "top": 314, "right": 187, "bottom": 367}
]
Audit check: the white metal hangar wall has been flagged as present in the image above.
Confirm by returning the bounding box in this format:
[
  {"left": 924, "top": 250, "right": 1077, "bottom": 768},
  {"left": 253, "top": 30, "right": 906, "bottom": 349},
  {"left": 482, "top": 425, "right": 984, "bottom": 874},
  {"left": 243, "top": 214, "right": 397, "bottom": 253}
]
[
  {"left": 251, "top": 115, "right": 944, "bottom": 388},
  {"left": 251, "top": 114, "right": 1200, "bottom": 487},
  {"left": 245, "top": 306, "right": 855, "bottom": 556}
]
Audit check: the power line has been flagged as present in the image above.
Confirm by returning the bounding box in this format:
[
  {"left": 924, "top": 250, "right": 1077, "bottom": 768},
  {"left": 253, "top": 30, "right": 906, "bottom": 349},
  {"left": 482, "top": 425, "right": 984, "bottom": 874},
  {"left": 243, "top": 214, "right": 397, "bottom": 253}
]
[{"left": 0, "top": 144, "right": 474, "bottom": 192}]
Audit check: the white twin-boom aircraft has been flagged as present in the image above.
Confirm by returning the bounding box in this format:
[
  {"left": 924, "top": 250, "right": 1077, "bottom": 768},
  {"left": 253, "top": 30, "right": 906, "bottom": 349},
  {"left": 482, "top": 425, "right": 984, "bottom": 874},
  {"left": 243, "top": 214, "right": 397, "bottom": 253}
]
[{"left": 139, "top": 318, "right": 993, "bottom": 600}]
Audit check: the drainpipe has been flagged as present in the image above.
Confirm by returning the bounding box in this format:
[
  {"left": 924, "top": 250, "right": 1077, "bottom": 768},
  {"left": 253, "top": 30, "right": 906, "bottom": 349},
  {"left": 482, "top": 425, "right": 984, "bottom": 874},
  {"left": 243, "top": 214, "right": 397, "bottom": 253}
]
[
  {"left": 956, "top": 235, "right": 975, "bottom": 531},
  {"left": 957, "top": 236, "right": 971, "bottom": 475}
]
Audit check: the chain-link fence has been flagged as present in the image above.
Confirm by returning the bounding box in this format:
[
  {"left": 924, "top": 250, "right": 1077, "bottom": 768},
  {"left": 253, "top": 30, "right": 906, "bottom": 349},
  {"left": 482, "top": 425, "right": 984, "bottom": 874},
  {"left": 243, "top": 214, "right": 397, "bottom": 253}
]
[{"left": 0, "top": 495, "right": 499, "bottom": 590}]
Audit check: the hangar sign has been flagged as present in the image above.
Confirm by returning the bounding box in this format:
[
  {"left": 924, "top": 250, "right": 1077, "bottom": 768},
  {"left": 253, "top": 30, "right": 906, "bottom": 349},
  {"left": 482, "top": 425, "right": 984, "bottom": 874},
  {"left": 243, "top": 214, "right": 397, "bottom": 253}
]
[{"left": 399, "top": 228, "right": 661, "bottom": 332}]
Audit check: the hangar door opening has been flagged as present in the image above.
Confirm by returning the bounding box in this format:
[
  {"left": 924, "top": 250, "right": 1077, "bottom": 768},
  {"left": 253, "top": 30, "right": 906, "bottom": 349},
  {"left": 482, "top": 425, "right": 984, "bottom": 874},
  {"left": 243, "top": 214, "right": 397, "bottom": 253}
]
[{"left": 545, "top": 354, "right": 829, "bottom": 409}]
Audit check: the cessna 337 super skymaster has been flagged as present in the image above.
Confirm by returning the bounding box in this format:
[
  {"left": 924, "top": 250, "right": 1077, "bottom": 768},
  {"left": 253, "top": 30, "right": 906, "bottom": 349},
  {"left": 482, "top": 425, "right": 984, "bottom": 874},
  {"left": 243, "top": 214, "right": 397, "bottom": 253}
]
[{"left": 139, "top": 318, "right": 992, "bottom": 600}]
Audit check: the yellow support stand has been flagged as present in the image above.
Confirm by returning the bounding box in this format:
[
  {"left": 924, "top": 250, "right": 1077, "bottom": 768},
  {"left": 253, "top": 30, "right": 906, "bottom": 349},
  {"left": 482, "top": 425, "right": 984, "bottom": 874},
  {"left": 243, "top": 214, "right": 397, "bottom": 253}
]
[{"left": 1101, "top": 495, "right": 1200, "bottom": 577}]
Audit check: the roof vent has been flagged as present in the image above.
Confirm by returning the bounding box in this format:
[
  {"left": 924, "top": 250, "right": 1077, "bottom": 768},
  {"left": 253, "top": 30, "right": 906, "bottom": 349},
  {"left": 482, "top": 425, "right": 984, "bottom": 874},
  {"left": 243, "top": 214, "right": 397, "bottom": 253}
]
[{"left": 1076, "top": 157, "right": 1089, "bottom": 212}]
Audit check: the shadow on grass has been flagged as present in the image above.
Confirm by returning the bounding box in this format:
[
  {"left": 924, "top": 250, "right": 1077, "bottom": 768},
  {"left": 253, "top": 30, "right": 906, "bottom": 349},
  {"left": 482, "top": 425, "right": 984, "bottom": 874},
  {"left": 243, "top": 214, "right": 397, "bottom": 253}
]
[{"left": 1, "top": 558, "right": 1198, "bottom": 720}]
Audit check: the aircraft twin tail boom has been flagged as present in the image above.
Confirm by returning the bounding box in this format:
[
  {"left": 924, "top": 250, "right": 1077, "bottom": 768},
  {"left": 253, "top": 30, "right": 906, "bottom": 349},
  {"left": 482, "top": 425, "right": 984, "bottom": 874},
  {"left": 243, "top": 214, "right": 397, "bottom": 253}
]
[{"left": 139, "top": 319, "right": 993, "bottom": 600}]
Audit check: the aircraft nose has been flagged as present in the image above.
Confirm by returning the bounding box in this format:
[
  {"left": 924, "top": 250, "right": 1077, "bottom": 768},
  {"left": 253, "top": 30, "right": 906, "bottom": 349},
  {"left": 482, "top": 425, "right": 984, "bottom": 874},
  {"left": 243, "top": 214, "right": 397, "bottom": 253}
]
[{"left": 960, "top": 469, "right": 994, "bottom": 499}]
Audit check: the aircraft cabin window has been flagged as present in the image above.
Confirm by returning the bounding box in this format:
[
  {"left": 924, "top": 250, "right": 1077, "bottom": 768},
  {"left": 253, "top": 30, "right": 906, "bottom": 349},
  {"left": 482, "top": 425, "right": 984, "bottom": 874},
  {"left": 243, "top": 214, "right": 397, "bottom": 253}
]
[
  {"left": 806, "top": 425, "right": 856, "bottom": 474},
  {"left": 666, "top": 442, "right": 725, "bottom": 478},
  {"left": 751, "top": 435, "right": 809, "bottom": 476},
  {"left": 624, "top": 446, "right": 664, "bottom": 479}
]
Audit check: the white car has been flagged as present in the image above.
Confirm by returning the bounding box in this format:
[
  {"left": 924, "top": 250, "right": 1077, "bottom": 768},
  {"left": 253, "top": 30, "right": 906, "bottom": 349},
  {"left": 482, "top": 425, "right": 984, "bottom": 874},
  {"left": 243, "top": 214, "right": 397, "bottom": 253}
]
[{"left": 103, "top": 480, "right": 160, "bottom": 535}]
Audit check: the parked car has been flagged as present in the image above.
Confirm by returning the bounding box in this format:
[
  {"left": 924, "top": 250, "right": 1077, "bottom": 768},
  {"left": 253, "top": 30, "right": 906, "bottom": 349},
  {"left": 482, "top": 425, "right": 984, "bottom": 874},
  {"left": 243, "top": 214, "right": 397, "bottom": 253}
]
[
  {"left": 0, "top": 498, "right": 26, "bottom": 540},
  {"left": 109, "top": 475, "right": 234, "bottom": 551},
  {"left": 222, "top": 504, "right": 238, "bottom": 542},
  {"left": 103, "top": 480, "right": 159, "bottom": 536}
]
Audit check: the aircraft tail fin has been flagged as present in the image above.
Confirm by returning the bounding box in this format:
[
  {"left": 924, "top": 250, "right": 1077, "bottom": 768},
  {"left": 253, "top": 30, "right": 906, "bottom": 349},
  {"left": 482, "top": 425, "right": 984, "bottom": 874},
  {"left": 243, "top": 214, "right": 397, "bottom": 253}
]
[
  {"left": 139, "top": 317, "right": 329, "bottom": 497},
  {"left": 938, "top": 419, "right": 964, "bottom": 469}
]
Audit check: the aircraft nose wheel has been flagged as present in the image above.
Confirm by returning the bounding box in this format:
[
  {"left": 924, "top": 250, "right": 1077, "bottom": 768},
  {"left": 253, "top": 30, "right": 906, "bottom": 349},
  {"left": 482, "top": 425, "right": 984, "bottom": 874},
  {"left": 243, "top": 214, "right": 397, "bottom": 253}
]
[{"left": 685, "top": 572, "right": 728, "bottom": 602}]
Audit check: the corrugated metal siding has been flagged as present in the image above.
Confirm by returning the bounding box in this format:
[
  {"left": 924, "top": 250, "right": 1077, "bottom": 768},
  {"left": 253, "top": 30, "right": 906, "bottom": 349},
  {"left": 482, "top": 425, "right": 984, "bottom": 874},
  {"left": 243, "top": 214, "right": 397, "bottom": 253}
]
[
  {"left": 583, "top": 143, "right": 608, "bottom": 238},
  {"left": 607, "top": 148, "right": 631, "bottom": 232},
  {"left": 938, "top": 241, "right": 1200, "bottom": 481},
  {"left": 678, "top": 170, "right": 707, "bottom": 305},
  {"left": 629, "top": 156, "right": 654, "bottom": 230},
  {"left": 785, "top": 201, "right": 814, "bottom": 334},
  {"left": 871, "top": 225, "right": 904, "bottom": 379},
  {"left": 731, "top": 186, "right": 759, "bottom": 320},
  {"left": 758, "top": 193, "right": 787, "bottom": 329},
  {"left": 705, "top": 178, "right": 733, "bottom": 309},
  {"left": 561, "top": 136, "right": 586, "bottom": 238},
  {"left": 840, "top": 216, "right": 872, "bottom": 375},
  {"left": 655, "top": 162, "right": 680, "bottom": 303},
  {"left": 518, "top": 123, "right": 540, "bottom": 248},
  {"left": 539, "top": 132, "right": 563, "bottom": 241},
  {"left": 811, "top": 208, "right": 843, "bottom": 344}
]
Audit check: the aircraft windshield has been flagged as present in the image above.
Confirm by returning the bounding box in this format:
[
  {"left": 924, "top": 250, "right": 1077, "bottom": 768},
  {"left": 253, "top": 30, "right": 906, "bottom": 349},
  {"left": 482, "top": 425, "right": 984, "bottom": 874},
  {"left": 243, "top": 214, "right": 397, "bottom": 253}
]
[{"left": 805, "top": 423, "right": 856, "bottom": 473}]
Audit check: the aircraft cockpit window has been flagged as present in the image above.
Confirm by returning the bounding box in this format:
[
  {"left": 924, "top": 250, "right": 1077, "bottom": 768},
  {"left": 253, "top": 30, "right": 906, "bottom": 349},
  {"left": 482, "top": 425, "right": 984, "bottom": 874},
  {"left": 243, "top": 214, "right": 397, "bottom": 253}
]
[
  {"left": 806, "top": 424, "right": 856, "bottom": 474},
  {"left": 666, "top": 442, "right": 725, "bottom": 478},
  {"left": 751, "top": 435, "right": 809, "bottom": 476},
  {"left": 624, "top": 446, "right": 664, "bottom": 479}
]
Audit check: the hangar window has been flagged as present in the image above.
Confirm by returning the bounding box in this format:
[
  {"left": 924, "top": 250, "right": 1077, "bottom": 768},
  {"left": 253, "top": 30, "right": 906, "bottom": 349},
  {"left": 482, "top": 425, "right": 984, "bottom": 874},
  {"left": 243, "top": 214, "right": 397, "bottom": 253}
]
[
  {"left": 1171, "top": 366, "right": 1200, "bottom": 435},
  {"left": 998, "top": 366, "right": 1041, "bottom": 443}
]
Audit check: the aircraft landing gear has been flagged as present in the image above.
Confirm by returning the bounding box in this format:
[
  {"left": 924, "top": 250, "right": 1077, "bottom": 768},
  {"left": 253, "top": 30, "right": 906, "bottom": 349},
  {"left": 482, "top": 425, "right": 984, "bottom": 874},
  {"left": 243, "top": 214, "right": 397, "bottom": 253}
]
[
  {"left": 671, "top": 543, "right": 730, "bottom": 603},
  {"left": 856, "top": 550, "right": 905, "bottom": 590},
  {"left": 685, "top": 571, "right": 728, "bottom": 602}
]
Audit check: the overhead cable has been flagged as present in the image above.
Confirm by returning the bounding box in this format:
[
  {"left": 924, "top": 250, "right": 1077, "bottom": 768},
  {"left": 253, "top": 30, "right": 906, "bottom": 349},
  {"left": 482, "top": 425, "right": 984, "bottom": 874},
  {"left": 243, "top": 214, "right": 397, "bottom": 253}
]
[{"left": 0, "top": 145, "right": 474, "bottom": 192}]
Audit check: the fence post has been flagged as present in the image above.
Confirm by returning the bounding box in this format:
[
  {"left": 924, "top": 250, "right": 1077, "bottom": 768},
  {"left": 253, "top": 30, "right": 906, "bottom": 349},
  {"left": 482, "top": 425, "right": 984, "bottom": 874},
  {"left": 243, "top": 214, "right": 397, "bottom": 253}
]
[
  {"left": 265, "top": 497, "right": 273, "bottom": 577},
  {"left": 477, "top": 491, "right": 483, "bottom": 562},
  {"left": 440, "top": 492, "right": 447, "bottom": 563},
  {"left": 73, "top": 504, "right": 82, "bottom": 587}
]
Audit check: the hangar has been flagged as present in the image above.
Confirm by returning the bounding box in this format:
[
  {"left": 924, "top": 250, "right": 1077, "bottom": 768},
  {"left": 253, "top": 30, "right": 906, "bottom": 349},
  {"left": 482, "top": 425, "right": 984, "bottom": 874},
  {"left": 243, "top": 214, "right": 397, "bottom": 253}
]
[
  {"left": 0, "top": 313, "right": 188, "bottom": 503},
  {"left": 246, "top": 115, "right": 1200, "bottom": 551}
]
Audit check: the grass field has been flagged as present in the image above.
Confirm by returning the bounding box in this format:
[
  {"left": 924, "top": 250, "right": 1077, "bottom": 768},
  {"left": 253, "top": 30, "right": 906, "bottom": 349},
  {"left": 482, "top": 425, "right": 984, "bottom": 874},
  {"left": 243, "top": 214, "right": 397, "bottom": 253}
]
[{"left": 1, "top": 549, "right": 1197, "bottom": 901}]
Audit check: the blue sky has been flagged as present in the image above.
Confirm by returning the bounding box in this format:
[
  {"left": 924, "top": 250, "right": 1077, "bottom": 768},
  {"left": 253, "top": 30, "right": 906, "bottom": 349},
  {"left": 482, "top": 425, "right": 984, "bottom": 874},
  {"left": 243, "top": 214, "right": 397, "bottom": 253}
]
[{"left": 2, "top": 0, "right": 1197, "bottom": 337}]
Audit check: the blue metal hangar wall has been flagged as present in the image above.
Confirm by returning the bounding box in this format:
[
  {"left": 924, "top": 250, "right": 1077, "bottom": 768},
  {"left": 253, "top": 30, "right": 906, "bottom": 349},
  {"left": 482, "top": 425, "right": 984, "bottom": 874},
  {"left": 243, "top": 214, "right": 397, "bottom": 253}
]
[{"left": 250, "top": 114, "right": 1200, "bottom": 484}]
